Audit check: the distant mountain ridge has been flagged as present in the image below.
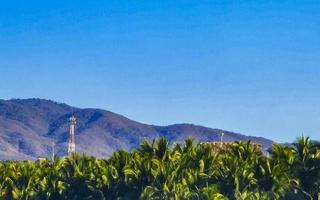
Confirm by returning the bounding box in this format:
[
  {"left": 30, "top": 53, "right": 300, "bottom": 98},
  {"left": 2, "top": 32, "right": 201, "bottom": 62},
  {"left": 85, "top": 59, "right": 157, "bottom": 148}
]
[{"left": 0, "top": 98, "right": 273, "bottom": 160}]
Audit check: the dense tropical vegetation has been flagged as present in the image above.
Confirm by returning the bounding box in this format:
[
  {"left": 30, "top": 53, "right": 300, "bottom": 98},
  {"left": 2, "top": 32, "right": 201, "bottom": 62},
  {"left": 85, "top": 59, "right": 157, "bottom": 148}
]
[{"left": 0, "top": 136, "right": 320, "bottom": 200}]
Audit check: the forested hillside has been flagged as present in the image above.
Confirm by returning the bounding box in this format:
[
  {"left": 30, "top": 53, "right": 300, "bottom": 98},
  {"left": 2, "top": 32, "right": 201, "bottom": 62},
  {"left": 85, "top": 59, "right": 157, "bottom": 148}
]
[{"left": 0, "top": 99, "right": 273, "bottom": 160}]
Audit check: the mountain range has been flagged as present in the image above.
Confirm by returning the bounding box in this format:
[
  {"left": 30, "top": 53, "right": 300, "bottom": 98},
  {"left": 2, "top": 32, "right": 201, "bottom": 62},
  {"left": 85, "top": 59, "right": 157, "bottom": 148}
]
[{"left": 0, "top": 99, "right": 273, "bottom": 160}]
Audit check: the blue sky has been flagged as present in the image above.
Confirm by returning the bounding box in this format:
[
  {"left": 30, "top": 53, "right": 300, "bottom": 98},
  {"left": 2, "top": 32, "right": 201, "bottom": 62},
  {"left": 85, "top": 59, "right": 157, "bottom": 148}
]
[{"left": 0, "top": 0, "right": 320, "bottom": 142}]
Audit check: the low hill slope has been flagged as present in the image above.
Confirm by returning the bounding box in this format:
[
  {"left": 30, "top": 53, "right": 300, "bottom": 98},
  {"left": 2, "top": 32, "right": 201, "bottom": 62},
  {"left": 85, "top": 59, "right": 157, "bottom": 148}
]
[{"left": 0, "top": 99, "right": 273, "bottom": 160}]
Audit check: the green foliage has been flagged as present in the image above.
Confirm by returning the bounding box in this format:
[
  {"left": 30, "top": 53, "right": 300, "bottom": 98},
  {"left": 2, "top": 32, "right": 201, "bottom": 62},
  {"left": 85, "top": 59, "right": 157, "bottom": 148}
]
[{"left": 0, "top": 136, "right": 319, "bottom": 199}]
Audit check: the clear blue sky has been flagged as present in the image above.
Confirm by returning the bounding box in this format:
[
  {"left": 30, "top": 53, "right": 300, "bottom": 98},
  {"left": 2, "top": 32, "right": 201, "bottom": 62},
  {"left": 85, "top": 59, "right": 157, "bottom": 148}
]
[{"left": 0, "top": 0, "right": 320, "bottom": 142}]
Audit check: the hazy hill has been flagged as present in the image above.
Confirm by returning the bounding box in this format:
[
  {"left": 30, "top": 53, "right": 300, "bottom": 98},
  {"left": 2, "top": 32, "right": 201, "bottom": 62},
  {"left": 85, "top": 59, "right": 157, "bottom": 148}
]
[{"left": 0, "top": 99, "right": 273, "bottom": 160}]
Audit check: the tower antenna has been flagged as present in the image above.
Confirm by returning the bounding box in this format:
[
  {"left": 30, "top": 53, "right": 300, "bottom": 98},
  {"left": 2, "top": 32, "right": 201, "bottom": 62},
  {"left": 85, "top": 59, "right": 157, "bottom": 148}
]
[
  {"left": 220, "top": 132, "right": 224, "bottom": 143},
  {"left": 68, "top": 114, "right": 76, "bottom": 158},
  {"left": 220, "top": 132, "right": 224, "bottom": 148},
  {"left": 51, "top": 142, "right": 55, "bottom": 160}
]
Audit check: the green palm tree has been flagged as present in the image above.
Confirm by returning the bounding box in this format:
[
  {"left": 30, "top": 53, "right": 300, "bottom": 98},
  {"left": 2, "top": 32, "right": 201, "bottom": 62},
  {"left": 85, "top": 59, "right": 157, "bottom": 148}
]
[{"left": 292, "top": 136, "right": 320, "bottom": 199}]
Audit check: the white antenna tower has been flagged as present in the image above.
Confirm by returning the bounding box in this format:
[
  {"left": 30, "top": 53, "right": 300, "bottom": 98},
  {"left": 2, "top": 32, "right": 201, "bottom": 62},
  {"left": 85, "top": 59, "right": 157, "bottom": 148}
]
[
  {"left": 51, "top": 142, "right": 55, "bottom": 160},
  {"left": 220, "top": 132, "right": 225, "bottom": 148},
  {"left": 68, "top": 115, "right": 77, "bottom": 158},
  {"left": 220, "top": 132, "right": 225, "bottom": 143}
]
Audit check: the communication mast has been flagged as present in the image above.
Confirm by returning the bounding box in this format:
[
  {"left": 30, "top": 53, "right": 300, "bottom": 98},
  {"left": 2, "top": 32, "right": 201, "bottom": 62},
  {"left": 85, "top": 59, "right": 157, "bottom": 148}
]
[
  {"left": 51, "top": 142, "right": 55, "bottom": 160},
  {"left": 220, "top": 132, "right": 224, "bottom": 143},
  {"left": 220, "top": 132, "right": 224, "bottom": 148},
  {"left": 68, "top": 115, "right": 76, "bottom": 158}
]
